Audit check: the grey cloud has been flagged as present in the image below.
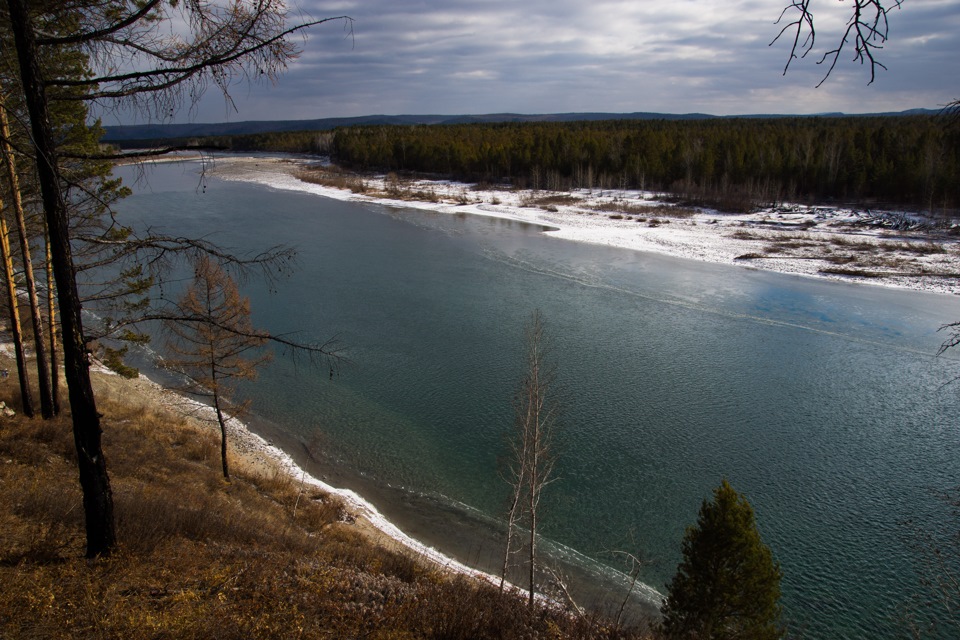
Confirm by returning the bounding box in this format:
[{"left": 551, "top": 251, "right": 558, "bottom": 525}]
[{"left": 171, "top": 0, "right": 958, "bottom": 123}]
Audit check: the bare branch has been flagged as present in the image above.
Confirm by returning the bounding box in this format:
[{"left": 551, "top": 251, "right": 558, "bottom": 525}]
[
  {"left": 938, "top": 321, "right": 960, "bottom": 357},
  {"left": 36, "top": 0, "right": 165, "bottom": 46},
  {"left": 771, "top": 0, "right": 815, "bottom": 76},
  {"left": 772, "top": 0, "right": 902, "bottom": 86},
  {"left": 60, "top": 145, "right": 229, "bottom": 161},
  {"left": 48, "top": 16, "right": 351, "bottom": 104}
]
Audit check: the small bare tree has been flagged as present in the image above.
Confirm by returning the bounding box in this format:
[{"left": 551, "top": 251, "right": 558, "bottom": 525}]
[
  {"left": 501, "top": 309, "right": 560, "bottom": 609},
  {"left": 165, "top": 257, "right": 271, "bottom": 481}
]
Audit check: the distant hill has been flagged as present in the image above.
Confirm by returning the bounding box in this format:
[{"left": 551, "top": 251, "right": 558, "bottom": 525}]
[{"left": 100, "top": 109, "right": 939, "bottom": 142}]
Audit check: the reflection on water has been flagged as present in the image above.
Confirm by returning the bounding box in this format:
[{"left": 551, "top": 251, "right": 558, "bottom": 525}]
[{"left": 114, "top": 160, "right": 960, "bottom": 639}]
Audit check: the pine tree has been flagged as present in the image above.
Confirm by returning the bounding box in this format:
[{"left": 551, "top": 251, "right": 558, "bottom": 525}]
[{"left": 661, "top": 479, "right": 784, "bottom": 640}]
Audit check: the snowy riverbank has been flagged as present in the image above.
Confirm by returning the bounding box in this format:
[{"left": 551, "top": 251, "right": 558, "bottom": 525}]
[{"left": 207, "top": 153, "right": 959, "bottom": 297}]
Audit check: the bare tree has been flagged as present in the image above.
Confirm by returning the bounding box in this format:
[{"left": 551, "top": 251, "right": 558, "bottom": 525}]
[
  {"left": 501, "top": 309, "right": 560, "bottom": 608},
  {"left": 3, "top": 0, "right": 347, "bottom": 557},
  {"left": 772, "top": 0, "right": 903, "bottom": 86}
]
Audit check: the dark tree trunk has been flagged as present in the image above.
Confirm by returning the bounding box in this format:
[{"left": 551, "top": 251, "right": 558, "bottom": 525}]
[
  {"left": 6, "top": 0, "right": 116, "bottom": 557},
  {"left": 213, "top": 393, "right": 230, "bottom": 481}
]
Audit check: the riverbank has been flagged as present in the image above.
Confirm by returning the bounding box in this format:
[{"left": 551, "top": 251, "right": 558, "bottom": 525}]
[
  {"left": 1, "top": 350, "right": 651, "bottom": 639},
  {"left": 207, "top": 154, "right": 960, "bottom": 296},
  {"left": 91, "top": 362, "right": 513, "bottom": 587},
  {"left": 109, "top": 361, "right": 659, "bottom": 619}
]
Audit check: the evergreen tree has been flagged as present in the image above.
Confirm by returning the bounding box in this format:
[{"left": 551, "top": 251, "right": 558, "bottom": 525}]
[{"left": 661, "top": 479, "right": 784, "bottom": 640}]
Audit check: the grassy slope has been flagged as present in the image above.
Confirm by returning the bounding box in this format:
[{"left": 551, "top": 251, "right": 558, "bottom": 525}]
[{"left": 0, "top": 358, "right": 650, "bottom": 639}]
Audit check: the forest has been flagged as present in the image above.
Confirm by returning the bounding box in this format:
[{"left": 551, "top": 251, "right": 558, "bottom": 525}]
[{"left": 166, "top": 116, "right": 959, "bottom": 213}]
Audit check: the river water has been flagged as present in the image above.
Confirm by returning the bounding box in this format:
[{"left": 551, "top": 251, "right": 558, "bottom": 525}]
[{"left": 112, "top": 159, "right": 960, "bottom": 639}]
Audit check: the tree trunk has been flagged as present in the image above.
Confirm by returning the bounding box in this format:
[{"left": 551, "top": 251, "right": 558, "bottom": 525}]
[
  {"left": 45, "top": 226, "right": 60, "bottom": 415},
  {"left": 213, "top": 391, "right": 230, "bottom": 480},
  {"left": 0, "top": 99, "right": 53, "bottom": 418},
  {"left": 0, "top": 196, "right": 34, "bottom": 417},
  {"left": 500, "top": 465, "right": 524, "bottom": 591},
  {"left": 528, "top": 494, "right": 537, "bottom": 609},
  {"left": 6, "top": 0, "right": 116, "bottom": 557}
]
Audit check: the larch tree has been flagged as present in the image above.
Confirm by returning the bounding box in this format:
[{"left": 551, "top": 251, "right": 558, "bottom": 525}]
[
  {"left": 166, "top": 257, "right": 271, "bottom": 481},
  {"left": 661, "top": 479, "right": 784, "bottom": 640},
  {"left": 501, "top": 309, "right": 560, "bottom": 608},
  {"left": 2, "top": 0, "right": 346, "bottom": 557}
]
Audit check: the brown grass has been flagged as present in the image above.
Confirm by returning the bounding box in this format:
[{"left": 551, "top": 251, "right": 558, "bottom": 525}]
[
  {"left": 522, "top": 194, "right": 581, "bottom": 209},
  {"left": 589, "top": 201, "right": 697, "bottom": 219},
  {"left": 827, "top": 235, "right": 880, "bottom": 252},
  {"left": 0, "top": 365, "right": 653, "bottom": 639},
  {"left": 296, "top": 166, "right": 368, "bottom": 193},
  {"left": 819, "top": 267, "right": 885, "bottom": 278},
  {"left": 728, "top": 230, "right": 763, "bottom": 241},
  {"left": 879, "top": 240, "right": 948, "bottom": 255}
]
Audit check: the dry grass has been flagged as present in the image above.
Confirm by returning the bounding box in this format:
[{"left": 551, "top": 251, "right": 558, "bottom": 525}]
[
  {"left": 589, "top": 201, "right": 697, "bottom": 219},
  {"left": 728, "top": 230, "right": 764, "bottom": 241},
  {"left": 521, "top": 194, "right": 581, "bottom": 209},
  {"left": 879, "top": 240, "right": 948, "bottom": 255},
  {"left": 296, "top": 167, "right": 368, "bottom": 193},
  {"left": 0, "top": 365, "right": 653, "bottom": 639}
]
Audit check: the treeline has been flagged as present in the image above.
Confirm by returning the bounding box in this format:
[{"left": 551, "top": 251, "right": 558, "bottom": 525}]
[
  {"left": 186, "top": 117, "right": 959, "bottom": 212},
  {"left": 330, "top": 118, "right": 957, "bottom": 211}
]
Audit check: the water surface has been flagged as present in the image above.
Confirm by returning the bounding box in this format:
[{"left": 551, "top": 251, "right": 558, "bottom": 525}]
[{"left": 114, "top": 160, "right": 960, "bottom": 639}]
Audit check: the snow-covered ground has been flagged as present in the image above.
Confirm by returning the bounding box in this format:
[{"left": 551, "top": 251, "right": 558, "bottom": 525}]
[{"left": 209, "top": 154, "right": 960, "bottom": 297}]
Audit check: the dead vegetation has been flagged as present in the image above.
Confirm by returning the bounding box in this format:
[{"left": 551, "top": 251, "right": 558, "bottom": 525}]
[
  {"left": 296, "top": 166, "right": 368, "bottom": 194},
  {"left": 520, "top": 194, "right": 581, "bottom": 212},
  {"left": 727, "top": 224, "right": 958, "bottom": 283},
  {"left": 588, "top": 201, "right": 697, "bottom": 219},
  {"left": 0, "top": 361, "right": 653, "bottom": 639}
]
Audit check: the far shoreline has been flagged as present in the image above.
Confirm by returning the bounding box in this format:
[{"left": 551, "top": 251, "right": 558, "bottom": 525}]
[{"left": 205, "top": 153, "right": 960, "bottom": 298}]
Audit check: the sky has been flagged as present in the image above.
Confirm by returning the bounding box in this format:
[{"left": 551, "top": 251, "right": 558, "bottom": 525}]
[{"left": 110, "top": 0, "right": 960, "bottom": 125}]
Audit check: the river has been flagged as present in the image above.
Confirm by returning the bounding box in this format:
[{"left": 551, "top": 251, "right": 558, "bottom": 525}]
[{"left": 112, "top": 158, "right": 960, "bottom": 639}]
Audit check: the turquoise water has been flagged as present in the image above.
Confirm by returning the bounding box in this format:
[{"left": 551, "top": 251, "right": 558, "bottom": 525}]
[{"left": 114, "top": 160, "right": 960, "bottom": 638}]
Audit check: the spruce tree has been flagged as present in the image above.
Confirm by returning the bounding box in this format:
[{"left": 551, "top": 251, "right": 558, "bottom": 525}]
[{"left": 661, "top": 479, "right": 784, "bottom": 640}]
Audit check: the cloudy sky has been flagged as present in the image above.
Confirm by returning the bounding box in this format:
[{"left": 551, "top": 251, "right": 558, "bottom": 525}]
[{"left": 142, "top": 0, "right": 960, "bottom": 124}]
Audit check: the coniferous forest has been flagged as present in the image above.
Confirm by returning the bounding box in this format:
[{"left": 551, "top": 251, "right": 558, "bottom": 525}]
[{"left": 175, "top": 116, "right": 959, "bottom": 213}]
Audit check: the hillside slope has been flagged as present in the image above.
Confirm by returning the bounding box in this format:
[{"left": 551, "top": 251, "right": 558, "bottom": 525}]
[{"left": 0, "top": 353, "right": 651, "bottom": 639}]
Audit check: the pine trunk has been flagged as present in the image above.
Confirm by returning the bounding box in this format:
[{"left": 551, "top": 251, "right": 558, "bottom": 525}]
[
  {"left": 0, "top": 100, "right": 53, "bottom": 418},
  {"left": 45, "top": 228, "right": 60, "bottom": 415},
  {"left": 0, "top": 197, "right": 34, "bottom": 417}
]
